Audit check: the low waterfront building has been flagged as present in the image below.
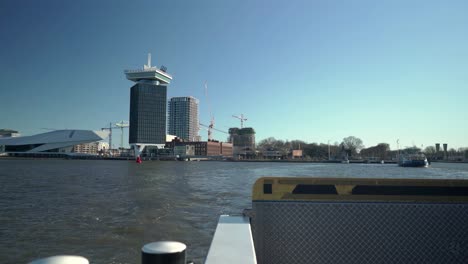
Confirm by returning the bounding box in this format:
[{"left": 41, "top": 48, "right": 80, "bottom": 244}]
[
  {"left": 263, "top": 150, "right": 282, "bottom": 159},
  {"left": 73, "top": 142, "right": 109, "bottom": 154},
  {"left": 292, "top": 149, "right": 303, "bottom": 159},
  {"left": 165, "top": 138, "right": 233, "bottom": 157},
  {"left": 166, "top": 134, "right": 177, "bottom": 142},
  {"left": 174, "top": 145, "right": 195, "bottom": 156},
  {"left": 220, "top": 142, "right": 233, "bottom": 157},
  {"left": 0, "top": 130, "right": 108, "bottom": 154}
]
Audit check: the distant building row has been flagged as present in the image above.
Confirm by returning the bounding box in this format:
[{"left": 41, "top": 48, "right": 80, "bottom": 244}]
[
  {"left": 166, "top": 138, "right": 233, "bottom": 157},
  {"left": 0, "top": 128, "right": 233, "bottom": 158}
]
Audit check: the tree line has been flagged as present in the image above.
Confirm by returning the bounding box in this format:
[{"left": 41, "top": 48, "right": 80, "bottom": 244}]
[
  {"left": 257, "top": 136, "right": 468, "bottom": 161},
  {"left": 257, "top": 136, "right": 365, "bottom": 160}
]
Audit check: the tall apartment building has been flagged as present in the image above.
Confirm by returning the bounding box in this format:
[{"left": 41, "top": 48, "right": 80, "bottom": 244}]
[
  {"left": 168, "top": 96, "right": 199, "bottom": 141},
  {"left": 124, "top": 54, "right": 172, "bottom": 156}
]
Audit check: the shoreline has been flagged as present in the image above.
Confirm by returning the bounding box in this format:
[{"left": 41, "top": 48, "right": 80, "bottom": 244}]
[{"left": 2, "top": 156, "right": 467, "bottom": 164}]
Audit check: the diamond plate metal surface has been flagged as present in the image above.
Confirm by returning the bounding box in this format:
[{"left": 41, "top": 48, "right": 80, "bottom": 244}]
[{"left": 252, "top": 201, "right": 468, "bottom": 264}]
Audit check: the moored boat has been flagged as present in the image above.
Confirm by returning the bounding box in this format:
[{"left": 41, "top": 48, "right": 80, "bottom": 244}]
[{"left": 398, "top": 153, "right": 429, "bottom": 167}]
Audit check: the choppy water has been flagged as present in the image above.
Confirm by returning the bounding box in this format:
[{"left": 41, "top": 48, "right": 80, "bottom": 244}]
[{"left": 1, "top": 160, "right": 468, "bottom": 263}]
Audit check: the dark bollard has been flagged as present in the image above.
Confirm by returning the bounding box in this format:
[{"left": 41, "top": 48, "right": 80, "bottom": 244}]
[
  {"left": 28, "top": 255, "right": 89, "bottom": 264},
  {"left": 142, "top": 241, "right": 187, "bottom": 264}
]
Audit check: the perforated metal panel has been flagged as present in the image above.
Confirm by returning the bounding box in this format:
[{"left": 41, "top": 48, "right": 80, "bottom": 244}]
[{"left": 252, "top": 201, "right": 468, "bottom": 264}]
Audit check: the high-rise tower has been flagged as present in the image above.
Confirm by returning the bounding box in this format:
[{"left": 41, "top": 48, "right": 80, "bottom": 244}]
[
  {"left": 124, "top": 54, "right": 172, "bottom": 156},
  {"left": 168, "top": 96, "right": 199, "bottom": 141}
]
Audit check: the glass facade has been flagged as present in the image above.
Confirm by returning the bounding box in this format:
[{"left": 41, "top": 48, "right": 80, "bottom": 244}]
[
  {"left": 168, "top": 96, "right": 199, "bottom": 141},
  {"left": 129, "top": 83, "right": 167, "bottom": 144}
]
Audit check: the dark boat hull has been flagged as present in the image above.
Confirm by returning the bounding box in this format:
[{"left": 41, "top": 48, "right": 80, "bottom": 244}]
[{"left": 399, "top": 160, "right": 428, "bottom": 167}]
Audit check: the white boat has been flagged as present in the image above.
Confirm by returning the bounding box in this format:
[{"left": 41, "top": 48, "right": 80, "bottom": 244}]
[{"left": 342, "top": 154, "right": 350, "bottom": 163}]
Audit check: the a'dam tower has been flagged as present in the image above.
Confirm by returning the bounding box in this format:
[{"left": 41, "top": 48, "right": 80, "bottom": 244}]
[{"left": 124, "top": 53, "right": 172, "bottom": 157}]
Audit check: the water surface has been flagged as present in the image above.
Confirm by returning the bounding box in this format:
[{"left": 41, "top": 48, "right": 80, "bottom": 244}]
[{"left": 1, "top": 160, "right": 467, "bottom": 263}]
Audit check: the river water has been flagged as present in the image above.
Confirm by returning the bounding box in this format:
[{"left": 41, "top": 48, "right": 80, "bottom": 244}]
[{"left": 1, "top": 160, "right": 468, "bottom": 263}]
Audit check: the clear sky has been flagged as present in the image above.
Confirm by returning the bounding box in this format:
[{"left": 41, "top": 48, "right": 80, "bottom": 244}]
[{"left": 1, "top": 0, "right": 467, "bottom": 150}]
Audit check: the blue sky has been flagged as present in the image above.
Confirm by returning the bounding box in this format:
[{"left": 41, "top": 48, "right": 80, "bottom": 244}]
[{"left": 1, "top": 0, "right": 467, "bottom": 149}]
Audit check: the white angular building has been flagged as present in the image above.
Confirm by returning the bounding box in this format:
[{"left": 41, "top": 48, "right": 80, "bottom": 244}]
[{"left": 0, "top": 130, "right": 109, "bottom": 153}]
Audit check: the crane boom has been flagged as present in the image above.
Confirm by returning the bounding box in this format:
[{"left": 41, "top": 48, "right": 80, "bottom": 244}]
[
  {"left": 101, "top": 122, "right": 115, "bottom": 150},
  {"left": 102, "top": 121, "right": 129, "bottom": 150},
  {"left": 232, "top": 114, "right": 247, "bottom": 128},
  {"left": 199, "top": 123, "right": 228, "bottom": 134},
  {"left": 115, "top": 121, "right": 129, "bottom": 149},
  {"left": 203, "top": 81, "right": 217, "bottom": 141}
]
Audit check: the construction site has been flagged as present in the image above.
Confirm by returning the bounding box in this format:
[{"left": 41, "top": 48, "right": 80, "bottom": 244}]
[{"left": 90, "top": 87, "right": 255, "bottom": 159}]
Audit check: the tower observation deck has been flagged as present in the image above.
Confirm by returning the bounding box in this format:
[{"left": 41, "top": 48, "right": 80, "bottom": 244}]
[{"left": 124, "top": 53, "right": 173, "bottom": 84}]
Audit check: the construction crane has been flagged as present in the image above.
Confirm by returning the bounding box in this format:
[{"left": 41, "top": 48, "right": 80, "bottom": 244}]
[
  {"left": 101, "top": 123, "right": 117, "bottom": 150},
  {"left": 232, "top": 114, "right": 248, "bottom": 128},
  {"left": 101, "top": 122, "right": 127, "bottom": 150},
  {"left": 199, "top": 122, "right": 227, "bottom": 140},
  {"left": 208, "top": 117, "right": 215, "bottom": 141},
  {"left": 115, "top": 121, "right": 129, "bottom": 149},
  {"left": 202, "top": 81, "right": 217, "bottom": 141},
  {"left": 198, "top": 113, "right": 216, "bottom": 141}
]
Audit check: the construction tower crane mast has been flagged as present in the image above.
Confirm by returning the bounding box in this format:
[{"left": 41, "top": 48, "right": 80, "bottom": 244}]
[
  {"left": 115, "top": 121, "right": 129, "bottom": 149},
  {"left": 203, "top": 81, "right": 217, "bottom": 141},
  {"left": 101, "top": 122, "right": 117, "bottom": 150},
  {"left": 208, "top": 118, "right": 214, "bottom": 141},
  {"left": 199, "top": 123, "right": 228, "bottom": 141},
  {"left": 232, "top": 114, "right": 247, "bottom": 128},
  {"left": 205, "top": 116, "right": 215, "bottom": 141},
  {"left": 101, "top": 121, "right": 129, "bottom": 150}
]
